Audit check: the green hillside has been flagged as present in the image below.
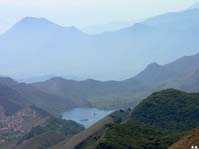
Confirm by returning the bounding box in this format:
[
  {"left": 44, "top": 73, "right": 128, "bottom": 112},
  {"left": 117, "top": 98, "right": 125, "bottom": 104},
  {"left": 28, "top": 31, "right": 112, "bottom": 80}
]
[
  {"left": 98, "top": 123, "right": 183, "bottom": 149},
  {"left": 129, "top": 89, "right": 199, "bottom": 132},
  {"left": 81, "top": 89, "right": 199, "bottom": 149}
]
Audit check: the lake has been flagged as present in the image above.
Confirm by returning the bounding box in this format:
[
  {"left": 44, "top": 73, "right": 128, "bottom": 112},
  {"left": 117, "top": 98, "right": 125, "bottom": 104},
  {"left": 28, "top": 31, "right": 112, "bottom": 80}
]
[{"left": 62, "top": 108, "right": 113, "bottom": 128}]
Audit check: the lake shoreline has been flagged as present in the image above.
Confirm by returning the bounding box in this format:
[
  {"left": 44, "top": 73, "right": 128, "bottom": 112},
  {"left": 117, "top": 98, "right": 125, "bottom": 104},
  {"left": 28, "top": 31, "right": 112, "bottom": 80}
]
[{"left": 62, "top": 108, "right": 113, "bottom": 128}]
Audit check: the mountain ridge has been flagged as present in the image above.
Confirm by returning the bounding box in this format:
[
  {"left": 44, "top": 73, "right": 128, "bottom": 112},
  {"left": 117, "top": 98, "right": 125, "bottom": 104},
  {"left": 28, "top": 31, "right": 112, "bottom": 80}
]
[
  {"left": 1, "top": 9, "right": 199, "bottom": 80},
  {"left": 30, "top": 52, "right": 199, "bottom": 111}
]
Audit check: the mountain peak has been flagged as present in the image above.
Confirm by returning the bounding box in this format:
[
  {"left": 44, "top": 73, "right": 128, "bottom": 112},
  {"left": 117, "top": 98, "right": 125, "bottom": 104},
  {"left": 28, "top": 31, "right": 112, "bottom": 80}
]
[
  {"left": 15, "top": 17, "right": 59, "bottom": 28},
  {"left": 18, "top": 17, "right": 80, "bottom": 32},
  {"left": 49, "top": 77, "right": 66, "bottom": 81},
  {"left": 20, "top": 17, "right": 49, "bottom": 23},
  {"left": 3, "top": 16, "right": 83, "bottom": 36},
  {"left": 146, "top": 62, "right": 161, "bottom": 69}
]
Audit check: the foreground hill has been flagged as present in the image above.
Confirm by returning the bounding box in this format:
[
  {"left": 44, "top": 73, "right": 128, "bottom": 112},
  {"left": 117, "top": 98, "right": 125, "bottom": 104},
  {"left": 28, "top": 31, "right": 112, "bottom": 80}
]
[
  {"left": 129, "top": 89, "right": 199, "bottom": 132},
  {"left": 0, "top": 9, "right": 199, "bottom": 80},
  {"left": 73, "top": 89, "right": 199, "bottom": 149}
]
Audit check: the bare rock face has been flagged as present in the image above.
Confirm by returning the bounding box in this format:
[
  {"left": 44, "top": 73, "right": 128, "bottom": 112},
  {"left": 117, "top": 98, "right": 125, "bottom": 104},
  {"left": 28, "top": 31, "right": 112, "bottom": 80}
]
[{"left": 169, "top": 128, "right": 199, "bottom": 149}]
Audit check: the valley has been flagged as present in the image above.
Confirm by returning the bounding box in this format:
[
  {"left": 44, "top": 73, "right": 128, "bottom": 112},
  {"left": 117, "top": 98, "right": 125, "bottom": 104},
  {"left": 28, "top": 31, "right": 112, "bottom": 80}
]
[{"left": 0, "top": 3, "right": 199, "bottom": 149}]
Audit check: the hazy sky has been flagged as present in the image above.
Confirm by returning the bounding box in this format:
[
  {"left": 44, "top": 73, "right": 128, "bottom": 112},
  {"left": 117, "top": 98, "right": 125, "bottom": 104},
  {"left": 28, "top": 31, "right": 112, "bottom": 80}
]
[{"left": 0, "top": 0, "right": 198, "bottom": 32}]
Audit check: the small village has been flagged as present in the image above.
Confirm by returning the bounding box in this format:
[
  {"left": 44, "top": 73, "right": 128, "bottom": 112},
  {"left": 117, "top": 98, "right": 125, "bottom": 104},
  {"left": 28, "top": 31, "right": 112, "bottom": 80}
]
[{"left": 0, "top": 107, "right": 38, "bottom": 144}]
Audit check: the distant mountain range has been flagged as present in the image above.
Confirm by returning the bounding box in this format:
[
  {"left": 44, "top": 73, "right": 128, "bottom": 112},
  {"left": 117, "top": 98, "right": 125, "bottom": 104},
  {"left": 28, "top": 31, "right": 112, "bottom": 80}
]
[
  {"left": 82, "top": 20, "right": 138, "bottom": 34},
  {"left": 133, "top": 53, "right": 199, "bottom": 92},
  {"left": 29, "top": 53, "right": 199, "bottom": 111},
  {"left": 0, "top": 8, "right": 199, "bottom": 80},
  {"left": 0, "top": 52, "right": 199, "bottom": 115}
]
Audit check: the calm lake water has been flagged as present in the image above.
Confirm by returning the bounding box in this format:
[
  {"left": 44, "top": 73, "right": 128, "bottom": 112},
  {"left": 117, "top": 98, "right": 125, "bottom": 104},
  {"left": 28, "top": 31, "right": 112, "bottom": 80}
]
[{"left": 62, "top": 108, "right": 113, "bottom": 128}]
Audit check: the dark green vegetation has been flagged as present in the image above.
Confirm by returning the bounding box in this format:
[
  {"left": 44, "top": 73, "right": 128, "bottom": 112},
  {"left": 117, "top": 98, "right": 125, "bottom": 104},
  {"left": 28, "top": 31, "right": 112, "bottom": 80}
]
[
  {"left": 98, "top": 123, "right": 184, "bottom": 149},
  {"left": 78, "top": 89, "right": 199, "bottom": 149},
  {"left": 129, "top": 89, "right": 199, "bottom": 132}
]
